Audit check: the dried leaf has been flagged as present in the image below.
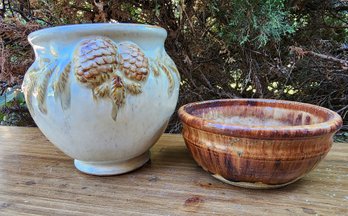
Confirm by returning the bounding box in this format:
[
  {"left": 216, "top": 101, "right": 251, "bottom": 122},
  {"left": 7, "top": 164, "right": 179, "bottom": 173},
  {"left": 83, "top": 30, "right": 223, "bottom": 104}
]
[
  {"left": 167, "top": 63, "right": 180, "bottom": 78},
  {"left": 54, "top": 61, "right": 71, "bottom": 110},
  {"left": 151, "top": 61, "right": 160, "bottom": 77},
  {"left": 22, "top": 65, "right": 39, "bottom": 115},
  {"left": 37, "top": 61, "right": 57, "bottom": 114},
  {"left": 164, "top": 54, "right": 180, "bottom": 78},
  {"left": 125, "top": 82, "right": 142, "bottom": 95},
  {"left": 93, "top": 81, "right": 110, "bottom": 99},
  {"left": 110, "top": 76, "right": 125, "bottom": 121},
  {"left": 160, "top": 63, "right": 174, "bottom": 96}
]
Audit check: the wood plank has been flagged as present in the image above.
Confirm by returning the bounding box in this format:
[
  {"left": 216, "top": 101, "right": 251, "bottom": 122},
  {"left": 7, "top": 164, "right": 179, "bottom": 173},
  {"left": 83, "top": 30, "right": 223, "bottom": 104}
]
[{"left": 0, "top": 126, "right": 347, "bottom": 215}]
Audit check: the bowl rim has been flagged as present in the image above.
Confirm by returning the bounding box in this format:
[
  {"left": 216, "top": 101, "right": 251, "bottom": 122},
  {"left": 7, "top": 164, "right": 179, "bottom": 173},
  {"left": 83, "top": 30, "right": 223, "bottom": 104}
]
[
  {"left": 28, "top": 23, "right": 167, "bottom": 45},
  {"left": 178, "top": 99, "right": 343, "bottom": 139}
]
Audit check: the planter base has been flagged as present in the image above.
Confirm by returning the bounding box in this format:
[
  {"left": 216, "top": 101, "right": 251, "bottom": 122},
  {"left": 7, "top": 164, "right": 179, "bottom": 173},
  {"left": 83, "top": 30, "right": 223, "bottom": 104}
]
[
  {"left": 74, "top": 151, "right": 150, "bottom": 176},
  {"left": 212, "top": 174, "right": 302, "bottom": 189}
]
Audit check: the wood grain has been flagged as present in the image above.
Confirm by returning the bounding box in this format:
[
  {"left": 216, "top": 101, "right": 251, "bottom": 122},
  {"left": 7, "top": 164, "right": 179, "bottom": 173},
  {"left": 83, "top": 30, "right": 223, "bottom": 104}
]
[{"left": 0, "top": 126, "right": 347, "bottom": 215}]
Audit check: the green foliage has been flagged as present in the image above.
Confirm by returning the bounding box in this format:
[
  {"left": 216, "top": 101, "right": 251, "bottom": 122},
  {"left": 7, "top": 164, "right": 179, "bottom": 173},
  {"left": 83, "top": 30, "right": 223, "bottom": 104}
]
[
  {"left": 211, "top": 0, "right": 294, "bottom": 47},
  {"left": 0, "top": 88, "right": 33, "bottom": 126},
  {"left": 0, "top": 88, "right": 17, "bottom": 107},
  {"left": 334, "top": 132, "right": 348, "bottom": 143},
  {"left": 0, "top": 88, "right": 25, "bottom": 108}
]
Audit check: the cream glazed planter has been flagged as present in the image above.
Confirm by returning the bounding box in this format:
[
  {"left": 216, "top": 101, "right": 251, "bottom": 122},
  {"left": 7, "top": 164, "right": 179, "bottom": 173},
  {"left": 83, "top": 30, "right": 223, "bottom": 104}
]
[{"left": 22, "top": 23, "right": 180, "bottom": 175}]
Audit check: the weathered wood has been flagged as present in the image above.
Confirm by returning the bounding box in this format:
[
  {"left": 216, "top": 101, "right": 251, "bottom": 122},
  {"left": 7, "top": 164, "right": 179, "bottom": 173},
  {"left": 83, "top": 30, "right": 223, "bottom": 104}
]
[{"left": 0, "top": 126, "right": 347, "bottom": 215}]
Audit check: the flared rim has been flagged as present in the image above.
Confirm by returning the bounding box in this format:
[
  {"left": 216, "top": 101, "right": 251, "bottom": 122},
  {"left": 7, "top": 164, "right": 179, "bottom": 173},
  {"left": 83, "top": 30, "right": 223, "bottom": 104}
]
[
  {"left": 178, "top": 99, "right": 343, "bottom": 139},
  {"left": 28, "top": 23, "right": 167, "bottom": 44}
]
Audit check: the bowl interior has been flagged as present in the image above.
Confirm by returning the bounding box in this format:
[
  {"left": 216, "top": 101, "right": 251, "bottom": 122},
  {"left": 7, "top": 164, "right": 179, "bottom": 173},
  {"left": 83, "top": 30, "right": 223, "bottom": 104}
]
[{"left": 185, "top": 100, "right": 332, "bottom": 127}]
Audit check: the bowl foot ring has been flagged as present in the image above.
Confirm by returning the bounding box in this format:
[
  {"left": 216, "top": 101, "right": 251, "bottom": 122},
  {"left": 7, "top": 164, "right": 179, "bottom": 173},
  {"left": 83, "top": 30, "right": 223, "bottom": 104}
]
[
  {"left": 74, "top": 151, "right": 150, "bottom": 176},
  {"left": 212, "top": 174, "right": 303, "bottom": 189}
]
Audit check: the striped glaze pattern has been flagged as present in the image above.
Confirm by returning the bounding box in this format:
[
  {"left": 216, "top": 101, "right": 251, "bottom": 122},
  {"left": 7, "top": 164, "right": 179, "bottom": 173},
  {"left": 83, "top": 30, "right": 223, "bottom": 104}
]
[{"left": 178, "top": 99, "right": 343, "bottom": 188}]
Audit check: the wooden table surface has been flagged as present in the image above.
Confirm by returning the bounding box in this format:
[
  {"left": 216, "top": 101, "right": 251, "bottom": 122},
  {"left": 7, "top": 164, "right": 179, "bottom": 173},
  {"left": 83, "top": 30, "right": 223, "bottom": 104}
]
[{"left": 0, "top": 126, "right": 347, "bottom": 215}]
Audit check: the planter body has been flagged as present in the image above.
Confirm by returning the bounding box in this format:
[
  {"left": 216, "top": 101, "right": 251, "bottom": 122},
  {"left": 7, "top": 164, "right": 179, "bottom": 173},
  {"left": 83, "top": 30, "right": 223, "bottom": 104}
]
[
  {"left": 22, "top": 24, "right": 180, "bottom": 175},
  {"left": 178, "top": 99, "right": 342, "bottom": 189}
]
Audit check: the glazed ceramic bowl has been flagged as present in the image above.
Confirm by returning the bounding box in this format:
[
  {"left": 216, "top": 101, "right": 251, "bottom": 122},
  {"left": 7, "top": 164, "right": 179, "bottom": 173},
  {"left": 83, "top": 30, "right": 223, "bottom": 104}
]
[
  {"left": 22, "top": 23, "right": 180, "bottom": 175},
  {"left": 178, "top": 99, "right": 342, "bottom": 189}
]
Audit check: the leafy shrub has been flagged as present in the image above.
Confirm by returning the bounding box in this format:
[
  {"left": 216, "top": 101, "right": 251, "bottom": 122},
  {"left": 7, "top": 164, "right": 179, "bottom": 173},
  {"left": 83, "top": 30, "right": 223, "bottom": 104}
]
[{"left": 0, "top": 0, "right": 347, "bottom": 132}]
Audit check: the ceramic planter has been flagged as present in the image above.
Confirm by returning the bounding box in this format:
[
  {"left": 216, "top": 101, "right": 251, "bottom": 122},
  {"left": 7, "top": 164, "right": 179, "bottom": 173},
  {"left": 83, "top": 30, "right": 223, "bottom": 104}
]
[
  {"left": 178, "top": 99, "right": 342, "bottom": 189},
  {"left": 22, "top": 23, "right": 180, "bottom": 175}
]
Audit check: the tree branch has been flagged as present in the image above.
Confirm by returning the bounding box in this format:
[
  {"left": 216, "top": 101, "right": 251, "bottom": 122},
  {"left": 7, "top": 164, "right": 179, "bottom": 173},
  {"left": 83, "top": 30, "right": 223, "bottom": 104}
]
[
  {"left": 337, "top": 104, "right": 348, "bottom": 114},
  {"left": 0, "top": 0, "right": 5, "bottom": 18},
  {"left": 10, "top": 8, "right": 29, "bottom": 21},
  {"left": 290, "top": 46, "right": 348, "bottom": 67},
  {"left": 334, "top": 6, "right": 348, "bottom": 11},
  {"left": 7, "top": 0, "right": 15, "bottom": 17},
  {"left": 70, "top": 5, "right": 93, "bottom": 13}
]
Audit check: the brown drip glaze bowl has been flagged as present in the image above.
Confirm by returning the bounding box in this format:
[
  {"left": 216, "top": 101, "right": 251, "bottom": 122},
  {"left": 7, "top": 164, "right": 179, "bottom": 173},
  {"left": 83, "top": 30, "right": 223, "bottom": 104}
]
[{"left": 178, "top": 99, "right": 342, "bottom": 189}]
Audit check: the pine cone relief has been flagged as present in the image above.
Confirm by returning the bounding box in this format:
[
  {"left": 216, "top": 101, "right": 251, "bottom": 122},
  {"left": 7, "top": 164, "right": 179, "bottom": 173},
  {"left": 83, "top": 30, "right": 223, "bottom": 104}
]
[
  {"left": 73, "top": 38, "right": 152, "bottom": 121},
  {"left": 74, "top": 37, "right": 118, "bottom": 87},
  {"left": 118, "top": 42, "right": 149, "bottom": 81}
]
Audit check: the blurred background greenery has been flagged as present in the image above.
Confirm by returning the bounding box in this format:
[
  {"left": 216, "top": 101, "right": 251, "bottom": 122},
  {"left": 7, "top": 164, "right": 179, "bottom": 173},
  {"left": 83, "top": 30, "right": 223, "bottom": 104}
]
[{"left": 0, "top": 0, "right": 347, "bottom": 140}]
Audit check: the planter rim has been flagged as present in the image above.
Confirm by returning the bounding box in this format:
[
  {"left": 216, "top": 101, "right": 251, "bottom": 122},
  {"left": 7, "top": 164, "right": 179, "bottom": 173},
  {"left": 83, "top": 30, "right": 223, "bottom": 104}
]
[
  {"left": 178, "top": 99, "right": 343, "bottom": 139},
  {"left": 28, "top": 23, "right": 167, "bottom": 44}
]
